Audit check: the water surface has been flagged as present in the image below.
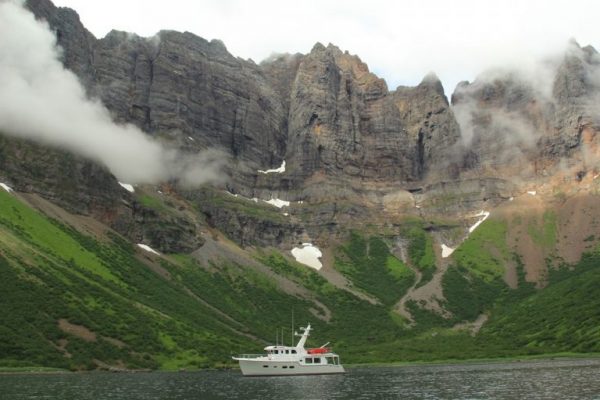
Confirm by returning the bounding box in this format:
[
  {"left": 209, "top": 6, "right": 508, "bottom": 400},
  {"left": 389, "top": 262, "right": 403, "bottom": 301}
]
[{"left": 2, "top": 358, "right": 600, "bottom": 399}]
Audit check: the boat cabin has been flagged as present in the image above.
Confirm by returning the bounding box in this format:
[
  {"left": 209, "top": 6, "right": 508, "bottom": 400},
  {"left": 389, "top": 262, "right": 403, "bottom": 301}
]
[
  {"left": 302, "top": 355, "right": 341, "bottom": 365},
  {"left": 264, "top": 346, "right": 298, "bottom": 356}
]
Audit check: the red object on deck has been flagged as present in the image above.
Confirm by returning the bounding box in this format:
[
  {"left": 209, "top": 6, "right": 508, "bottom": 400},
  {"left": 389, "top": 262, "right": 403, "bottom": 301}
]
[{"left": 307, "top": 348, "right": 330, "bottom": 354}]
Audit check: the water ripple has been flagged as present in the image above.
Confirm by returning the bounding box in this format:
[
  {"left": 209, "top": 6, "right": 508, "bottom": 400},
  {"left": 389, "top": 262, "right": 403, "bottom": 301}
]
[{"left": 2, "top": 359, "right": 600, "bottom": 400}]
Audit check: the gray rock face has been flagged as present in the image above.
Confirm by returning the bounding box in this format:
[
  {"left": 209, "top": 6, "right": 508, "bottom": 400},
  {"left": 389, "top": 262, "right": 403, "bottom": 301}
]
[
  {"left": 26, "top": 0, "right": 96, "bottom": 88},
  {"left": 392, "top": 74, "right": 463, "bottom": 181},
  {"left": 93, "top": 30, "right": 288, "bottom": 171},
  {"left": 285, "top": 44, "right": 461, "bottom": 184},
  {"left": 260, "top": 53, "right": 303, "bottom": 123}
]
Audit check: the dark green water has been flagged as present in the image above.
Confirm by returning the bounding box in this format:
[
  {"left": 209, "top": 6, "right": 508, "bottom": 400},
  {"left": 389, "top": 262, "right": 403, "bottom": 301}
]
[{"left": 2, "top": 359, "right": 600, "bottom": 400}]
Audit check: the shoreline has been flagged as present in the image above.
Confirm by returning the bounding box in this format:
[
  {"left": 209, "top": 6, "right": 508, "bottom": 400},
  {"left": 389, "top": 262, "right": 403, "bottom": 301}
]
[
  {"left": 345, "top": 352, "right": 600, "bottom": 369},
  {"left": 2, "top": 352, "right": 600, "bottom": 374}
]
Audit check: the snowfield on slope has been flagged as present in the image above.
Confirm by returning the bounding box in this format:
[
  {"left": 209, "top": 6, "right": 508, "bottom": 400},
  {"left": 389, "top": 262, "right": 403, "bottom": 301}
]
[
  {"left": 291, "top": 243, "right": 323, "bottom": 270},
  {"left": 441, "top": 210, "right": 490, "bottom": 259},
  {"left": 118, "top": 182, "right": 135, "bottom": 193},
  {"left": 137, "top": 244, "right": 160, "bottom": 255}
]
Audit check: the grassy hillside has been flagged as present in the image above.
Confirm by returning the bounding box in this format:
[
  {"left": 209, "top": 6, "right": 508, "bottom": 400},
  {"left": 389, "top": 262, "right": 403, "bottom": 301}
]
[
  {"left": 1, "top": 188, "right": 600, "bottom": 370},
  {"left": 483, "top": 251, "right": 600, "bottom": 354},
  {"left": 0, "top": 190, "right": 319, "bottom": 370},
  {"left": 334, "top": 233, "right": 415, "bottom": 305}
]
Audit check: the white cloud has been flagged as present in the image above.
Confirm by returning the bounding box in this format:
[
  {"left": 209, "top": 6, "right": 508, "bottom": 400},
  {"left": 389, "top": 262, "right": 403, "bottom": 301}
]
[
  {"left": 0, "top": 1, "right": 225, "bottom": 186},
  {"left": 52, "top": 0, "right": 600, "bottom": 94}
]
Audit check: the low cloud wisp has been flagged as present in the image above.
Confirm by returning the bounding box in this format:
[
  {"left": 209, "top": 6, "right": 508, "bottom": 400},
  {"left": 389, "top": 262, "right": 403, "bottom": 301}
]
[
  {"left": 0, "top": 1, "right": 224, "bottom": 186},
  {"left": 451, "top": 41, "right": 600, "bottom": 178}
]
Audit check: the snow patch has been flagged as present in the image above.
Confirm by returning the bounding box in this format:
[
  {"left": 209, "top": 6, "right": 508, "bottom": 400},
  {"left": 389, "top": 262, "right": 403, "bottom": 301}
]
[
  {"left": 468, "top": 210, "right": 490, "bottom": 233},
  {"left": 118, "top": 182, "right": 135, "bottom": 193},
  {"left": 225, "top": 190, "right": 290, "bottom": 209},
  {"left": 527, "top": 191, "right": 537, "bottom": 196},
  {"left": 283, "top": 212, "right": 289, "bottom": 216},
  {"left": 594, "top": 174, "right": 599, "bottom": 180},
  {"left": 258, "top": 160, "right": 286, "bottom": 174},
  {"left": 291, "top": 243, "right": 322, "bottom": 270},
  {"left": 137, "top": 244, "right": 160, "bottom": 255},
  {"left": 187, "top": 136, "right": 194, "bottom": 141},
  {"left": 441, "top": 210, "right": 489, "bottom": 260},
  {"left": 226, "top": 191, "right": 259, "bottom": 203},
  {"left": 264, "top": 198, "right": 290, "bottom": 208},
  {"left": 509, "top": 197, "right": 514, "bottom": 201},
  {"left": 0, "top": 183, "right": 13, "bottom": 193},
  {"left": 441, "top": 244, "right": 455, "bottom": 258}
]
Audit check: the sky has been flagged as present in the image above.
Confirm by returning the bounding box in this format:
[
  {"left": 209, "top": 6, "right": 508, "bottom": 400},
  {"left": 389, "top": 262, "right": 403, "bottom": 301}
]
[{"left": 51, "top": 0, "right": 600, "bottom": 95}]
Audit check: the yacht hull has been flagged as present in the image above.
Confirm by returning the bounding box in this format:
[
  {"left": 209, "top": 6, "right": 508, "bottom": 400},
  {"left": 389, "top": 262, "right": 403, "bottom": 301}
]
[{"left": 236, "top": 359, "right": 345, "bottom": 376}]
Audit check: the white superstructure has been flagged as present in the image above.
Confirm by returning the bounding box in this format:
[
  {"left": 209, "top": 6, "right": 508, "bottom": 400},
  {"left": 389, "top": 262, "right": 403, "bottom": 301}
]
[{"left": 232, "top": 324, "right": 345, "bottom": 376}]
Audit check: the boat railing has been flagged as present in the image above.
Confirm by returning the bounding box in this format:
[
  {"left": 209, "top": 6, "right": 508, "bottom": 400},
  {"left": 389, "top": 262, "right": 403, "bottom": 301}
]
[{"left": 232, "top": 354, "right": 266, "bottom": 359}]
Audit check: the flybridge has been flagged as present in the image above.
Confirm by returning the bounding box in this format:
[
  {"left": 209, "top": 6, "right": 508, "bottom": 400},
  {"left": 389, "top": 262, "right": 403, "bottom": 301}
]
[{"left": 232, "top": 324, "right": 345, "bottom": 376}]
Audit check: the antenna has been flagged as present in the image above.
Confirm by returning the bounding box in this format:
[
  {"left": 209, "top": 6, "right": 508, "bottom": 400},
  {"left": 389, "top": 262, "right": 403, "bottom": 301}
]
[{"left": 291, "top": 309, "right": 294, "bottom": 347}]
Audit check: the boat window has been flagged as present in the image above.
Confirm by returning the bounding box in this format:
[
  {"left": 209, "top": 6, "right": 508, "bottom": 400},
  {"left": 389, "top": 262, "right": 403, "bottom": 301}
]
[
  {"left": 305, "top": 358, "right": 313, "bottom": 364},
  {"left": 274, "top": 350, "right": 278, "bottom": 354},
  {"left": 290, "top": 366, "right": 295, "bottom": 369},
  {"left": 263, "top": 365, "right": 268, "bottom": 368},
  {"left": 313, "top": 357, "right": 321, "bottom": 363},
  {"left": 286, "top": 350, "right": 289, "bottom": 354},
  {"left": 326, "top": 357, "right": 333, "bottom": 364},
  {"left": 291, "top": 349, "right": 297, "bottom": 354},
  {"left": 282, "top": 366, "right": 288, "bottom": 369}
]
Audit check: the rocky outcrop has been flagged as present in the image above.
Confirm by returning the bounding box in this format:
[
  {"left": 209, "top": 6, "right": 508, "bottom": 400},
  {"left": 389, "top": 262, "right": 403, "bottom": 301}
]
[
  {"left": 184, "top": 188, "right": 304, "bottom": 248},
  {"left": 0, "top": 135, "right": 122, "bottom": 216},
  {"left": 0, "top": 135, "right": 201, "bottom": 253}
]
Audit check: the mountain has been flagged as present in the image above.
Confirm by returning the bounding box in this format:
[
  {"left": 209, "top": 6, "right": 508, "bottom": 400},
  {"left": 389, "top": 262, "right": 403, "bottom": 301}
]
[{"left": 0, "top": 0, "right": 599, "bottom": 370}]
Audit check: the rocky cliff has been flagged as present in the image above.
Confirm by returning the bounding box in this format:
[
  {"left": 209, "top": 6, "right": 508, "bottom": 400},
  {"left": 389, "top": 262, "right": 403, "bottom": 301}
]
[
  {"left": 4, "top": 0, "right": 599, "bottom": 261},
  {"left": 25, "top": 0, "right": 461, "bottom": 190}
]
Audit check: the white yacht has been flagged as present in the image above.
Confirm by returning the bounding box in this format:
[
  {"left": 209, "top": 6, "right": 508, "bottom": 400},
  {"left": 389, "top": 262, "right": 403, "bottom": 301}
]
[{"left": 232, "top": 324, "right": 345, "bottom": 376}]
